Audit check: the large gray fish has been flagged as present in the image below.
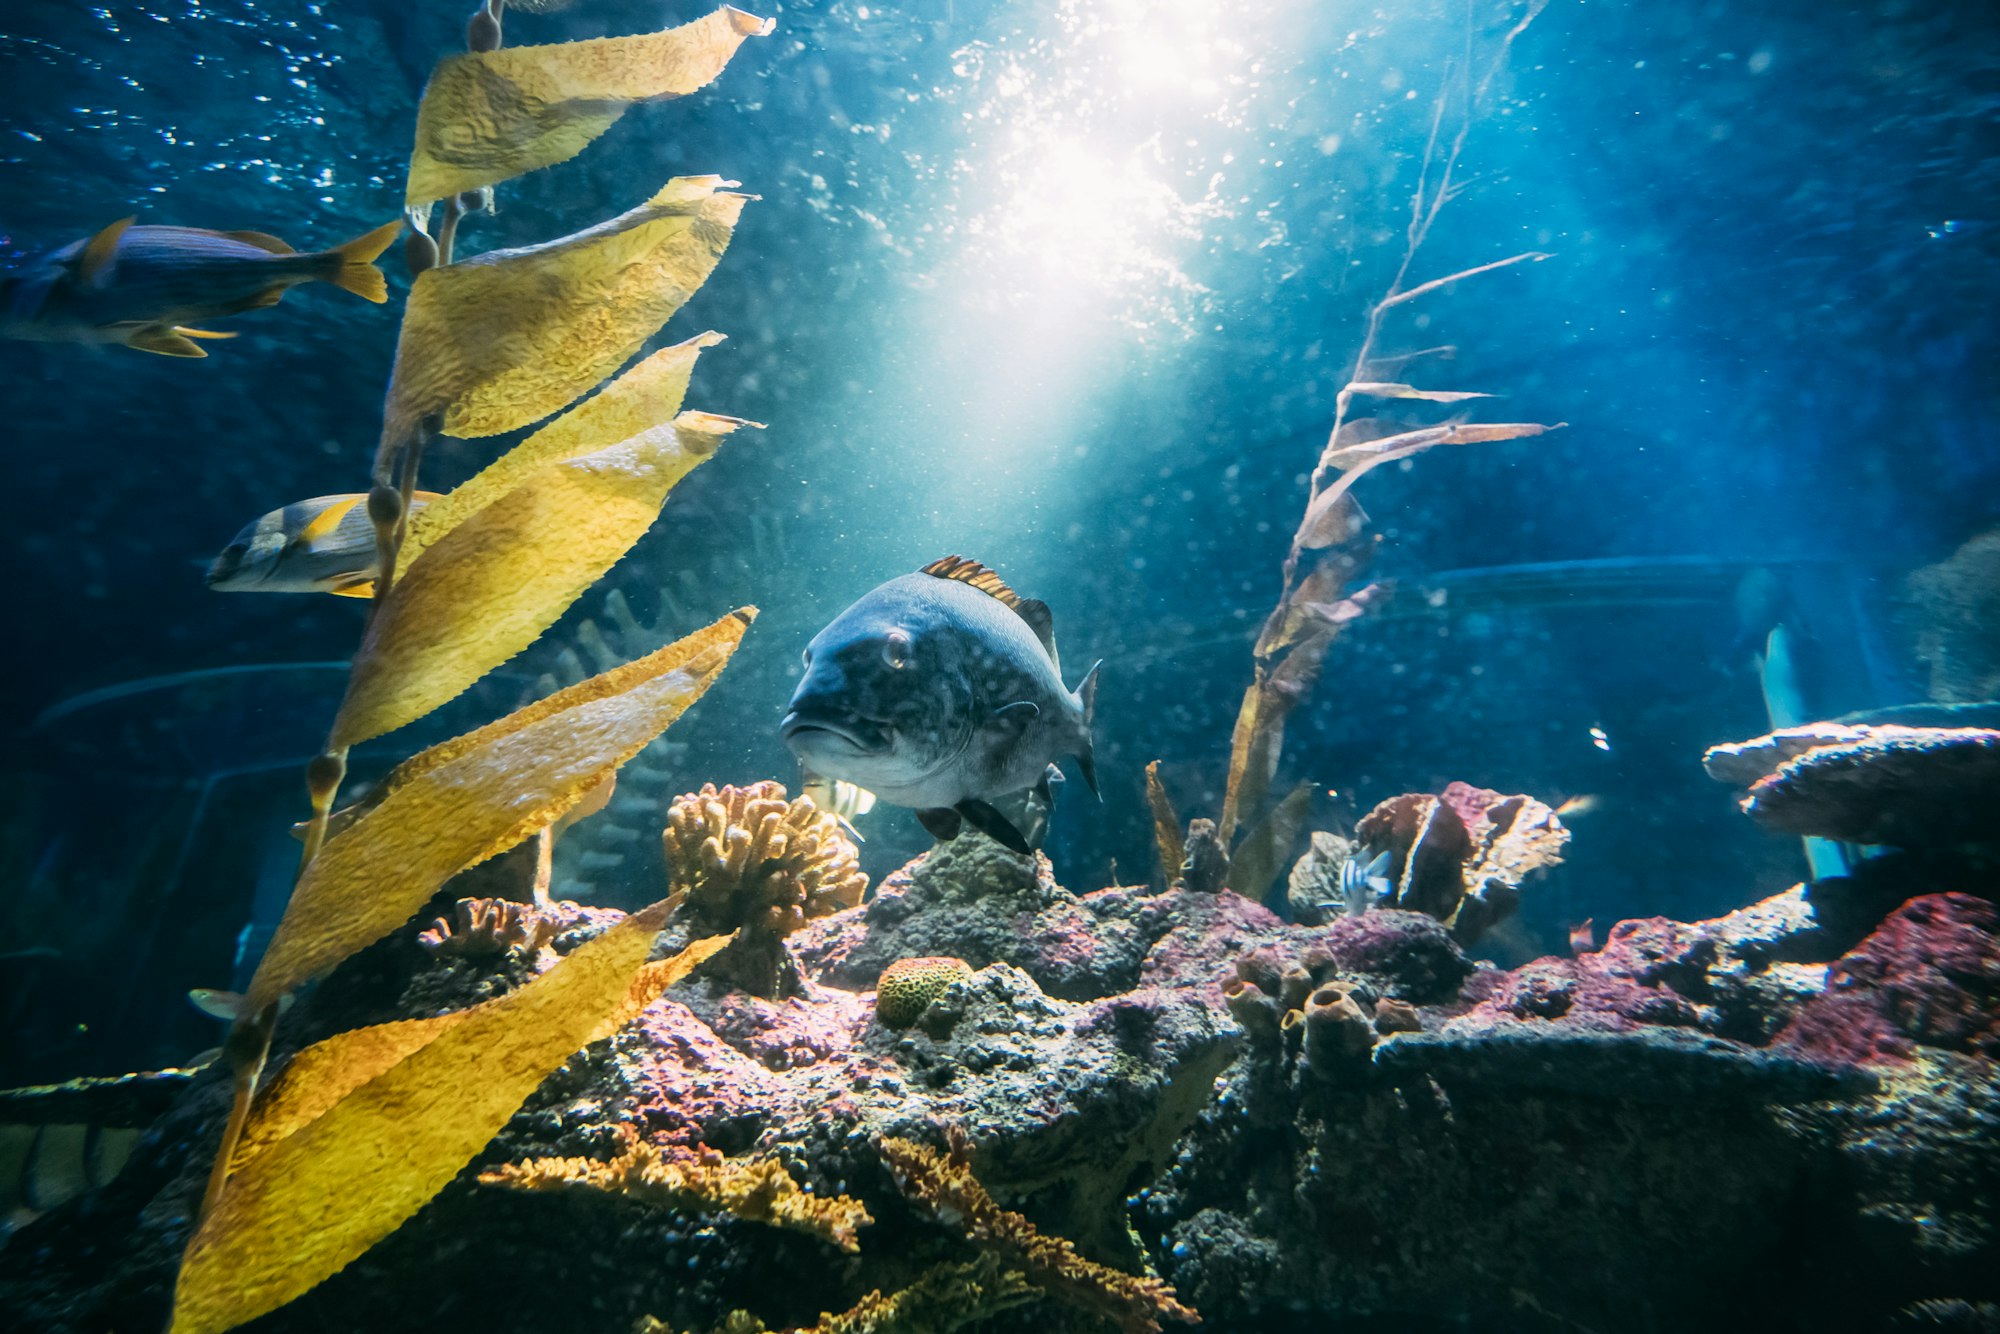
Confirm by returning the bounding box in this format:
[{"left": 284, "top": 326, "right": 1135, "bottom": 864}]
[
  {"left": 0, "top": 215, "right": 401, "bottom": 357},
  {"left": 781, "top": 556, "right": 1099, "bottom": 854}
]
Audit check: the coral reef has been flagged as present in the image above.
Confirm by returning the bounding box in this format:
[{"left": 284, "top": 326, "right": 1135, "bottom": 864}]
[
  {"left": 648, "top": 1256, "right": 1037, "bottom": 1334},
  {"left": 1324, "top": 782, "right": 1569, "bottom": 944},
  {"left": 872, "top": 957, "right": 974, "bottom": 1030},
  {"left": 1774, "top": 893, "right": 2000, "bottom": 1068},
  {"left": 663, "top": 781, "right": 867, "bottom": 997},
  {"left": 480, "top": 1122, "right": 872, "bottom": 1252},
  {"left": 1705, "top": 724, "right": 2000, "bottom": 847},
  {"left": 880, "top": 1130, "right": 1197, "bottom": 1334},
  {"left": 415, "top": 896, "right": 557, "bottom": 959},
  {"left": 5, "top": 820, "right": 1998, "bottom": 1334}
]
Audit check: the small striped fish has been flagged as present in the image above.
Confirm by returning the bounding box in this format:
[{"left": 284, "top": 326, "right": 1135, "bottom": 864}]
[
  {"left": 207, "top": 491, "right": 439, "bottom": 597},
  {"left": 0, "top": 215, "right": 400, "bottom": 357}
]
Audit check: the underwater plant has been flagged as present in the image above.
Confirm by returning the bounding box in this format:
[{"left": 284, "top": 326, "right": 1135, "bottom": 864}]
[
  {"left": 878, "top": 1129, "right": 1198, "bottom": 1334},
  {"left": 481, "top": 1122, "right": 873, "bottom": 1252},
  {"left": 1148, "top": 1, "right": 1562, "bottom": 903},
  {"left": 164, "top": 7, "right": 776, "bottom": 1333}
]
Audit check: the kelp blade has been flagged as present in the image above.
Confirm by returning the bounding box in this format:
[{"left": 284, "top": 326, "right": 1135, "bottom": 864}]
[
  {"left": 397, "top": 332, "right": 726, "bottom": 575},
  {"left": 1226, "top": 782, "right": 1314, "bottom": 899},
  {"left": 230, "top": 926, "right": 724, "bottom": 1173},
  {"left": 380, "top": 178, "right": 750, "bottom": 459},
  {"left": 406, "top": 7, "right": 773, "bottom": 204},
  {"left": 251, "top": 609, "right": 753, "bottom": 1009},
  {"left": 170, "top": 907, "right": 720, "bottom": 1334},
  {"left": 335, "top": 415, "right": 753, "bottom": 748},
  {"left": 1144, "top": 761, "right": 1185, "bottom": 886}
]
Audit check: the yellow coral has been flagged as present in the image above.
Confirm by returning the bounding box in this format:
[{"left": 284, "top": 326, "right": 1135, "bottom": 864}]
[
  {"left": 648, "top": 1256, "right": 1037, "bottom": 1334},
  {"left": 481, "top": 1123, "right": 871, "bottom": 1253},
  {"left": 875, "top": 957, "right": 975, "bottom": 1029},
  {"left": 878, "top": 1131, "right": 1198, "bottom": 1334},
  {"left": 663, "top": 781, "right": 867, "bottom": 936}
]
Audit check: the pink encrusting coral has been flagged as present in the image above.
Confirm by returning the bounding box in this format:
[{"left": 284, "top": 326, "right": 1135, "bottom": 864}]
[{"left": 1773, "top": 892, "right": 2000, "bottom": 1068}]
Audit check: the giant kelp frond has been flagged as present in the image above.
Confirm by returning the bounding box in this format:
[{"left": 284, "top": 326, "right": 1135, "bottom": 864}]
[
  {"left": 379, "top": 177, "right": 751, "bottom": 466},
  {"left": 396, "top": 331, "right": 727, "bottom": 575},
  {"left": 481, "top": 1123, "right": 872, "bottom": 1252},
  {"left": 878, "top": 1133, "right": 1198, "bottom": 1334},
  {"left": 332, "top": 417, "right": 755, "bottom": 749},
  {"left": 407, "top": 7, "right": 773, "bottom": 204},
  {"left": 170, "top": 906, "right": 722, "bottom": 1334},
  {"left": 250, "top": 610, "right": 753, "bottom": 1011}
]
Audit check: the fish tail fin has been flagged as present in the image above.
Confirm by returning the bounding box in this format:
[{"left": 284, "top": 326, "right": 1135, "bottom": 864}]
[
  {"left": 1073, "top": 659, "right": 1101, "bottom": 798},
  {"left": 321, "top": 219, "right": 401, "bottom": 303}
]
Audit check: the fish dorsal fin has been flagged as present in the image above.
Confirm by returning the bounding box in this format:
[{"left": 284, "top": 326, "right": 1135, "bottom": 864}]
[
  {"left": 77, "top": 216, "right": 135, "bottom": 286},
  {"left": 921, "top": 555, "right": 1059, "bottom": 666},
  {"left": 219, "top": 229, "right": 296, "bottom": 255},
  {"left": 294, "top": 495, "right": 367, "bottom": 548}
]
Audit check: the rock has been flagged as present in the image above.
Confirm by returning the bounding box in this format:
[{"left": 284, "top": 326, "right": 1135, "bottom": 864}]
[
  {"left": 6, "top": 847, "right": 1998, "bottom": 1334},
  {"left": 1705, "top": 724, "right": 2000, "bottom": 847},
  {"left": 1775, "top": 892, "right": 2000, "bottom": 1068}
]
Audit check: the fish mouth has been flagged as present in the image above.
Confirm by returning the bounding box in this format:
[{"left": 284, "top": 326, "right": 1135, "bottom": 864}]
[{"left": 780, "top": 709, "right": 891, "bottom": 755}]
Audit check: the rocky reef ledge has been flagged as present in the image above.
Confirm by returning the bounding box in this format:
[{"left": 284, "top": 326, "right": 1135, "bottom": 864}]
[{"left": 4, "top": 836, "right": 1997, "bottom": 1333}]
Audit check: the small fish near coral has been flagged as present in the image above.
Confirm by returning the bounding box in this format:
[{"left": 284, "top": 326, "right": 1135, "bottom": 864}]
[
  {"left": 0, "top": 215, "right": 401, "bottom": 357},
  {"left": 206, "top": 491, "right": 441, "bottom": 597},
  {"left": 781, "top": 555, "right": 1099, "bottom": 855}
]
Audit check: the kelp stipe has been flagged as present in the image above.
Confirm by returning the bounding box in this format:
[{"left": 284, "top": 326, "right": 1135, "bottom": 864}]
[{"left": 176, "top": 6, "right": 773, "bottom": 1329}]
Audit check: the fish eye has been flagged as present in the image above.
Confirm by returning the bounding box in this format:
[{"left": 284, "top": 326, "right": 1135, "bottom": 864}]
[{"left": 881, "top": 629, "right": 912, "bottom": 670}]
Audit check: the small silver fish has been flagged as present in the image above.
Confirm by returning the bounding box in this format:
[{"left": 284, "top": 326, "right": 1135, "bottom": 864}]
[
  {"left": 206, "top": 492, "right": 439, "bottom": 597},
  {"left": 781, "top": 555, "right": 1099, "bottom": 854},
  {"left": 0, "top": 216, "right": 401, "bottom": 357}
]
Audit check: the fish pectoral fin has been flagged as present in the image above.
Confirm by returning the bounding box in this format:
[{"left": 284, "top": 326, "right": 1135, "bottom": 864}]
[
  {"left": 915, "top": 807, "right": 963, "bottom": 843},
  {"left": 953, "top": 799, "right": 1033, "bottom": 855},
  {"left": 173, "top": 326, "right": 239, "bottom": 340},
  {"left": 125, "top": 325, "right": 208, "bottom": 358},
  {"left": 326, "top": 579, "right": 376, "bottom": 599},
  {"left": 219, "top": 229, "right": 295, "bottom": 255},
  {"left": 77, "top": 216, "right": 136, "bottom": 286},
  {"left": 992, "top": 700, "right": 1040, "bottom": 727}
]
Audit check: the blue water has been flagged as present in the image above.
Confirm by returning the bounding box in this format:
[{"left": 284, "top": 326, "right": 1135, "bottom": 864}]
[{"left": 1, "top": 0, "right": 1994, "bottom": 1081}]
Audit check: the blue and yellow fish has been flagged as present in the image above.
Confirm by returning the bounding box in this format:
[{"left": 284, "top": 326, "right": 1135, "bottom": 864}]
[{"left": 0, "top": 216, "right": 401, "bottom": 358}]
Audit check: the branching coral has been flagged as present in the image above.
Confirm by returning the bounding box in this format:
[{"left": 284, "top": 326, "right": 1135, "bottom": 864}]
[
  {"left": 415, "top": 896, "right": 556, "bottom": 959},
  {"left": 665, "top": 781, "right": 867, "bottom": 933},
  {"left": 878, "top": 1129, "right": 1198, "bottom": 1334},
  {"left": 480, "top": 1123, "right": 872, "bottom": 1252},
  {"left": 646, "top": 1255, "right": 1038, "bottom": 1334},
  {"left": 663, "top": 780, "right": 868, "bottom": 995}
]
